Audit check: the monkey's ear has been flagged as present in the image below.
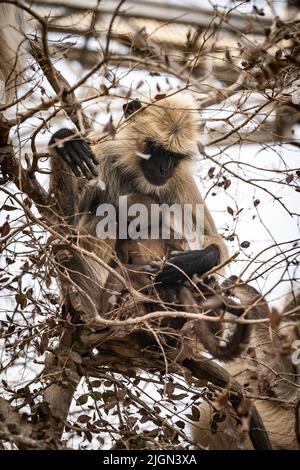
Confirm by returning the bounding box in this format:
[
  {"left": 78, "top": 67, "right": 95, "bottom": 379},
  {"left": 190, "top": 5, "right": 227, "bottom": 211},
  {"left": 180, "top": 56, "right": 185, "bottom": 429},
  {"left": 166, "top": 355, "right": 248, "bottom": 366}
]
[{"left": 123, "top": 99, "right": 142, "bottom": 118}]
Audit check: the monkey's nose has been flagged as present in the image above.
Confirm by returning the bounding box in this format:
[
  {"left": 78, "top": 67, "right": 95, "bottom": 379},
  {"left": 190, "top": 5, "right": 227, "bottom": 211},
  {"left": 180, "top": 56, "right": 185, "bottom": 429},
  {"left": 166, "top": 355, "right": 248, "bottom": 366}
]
[
  {"left": 160, "top": 165, "right": 167, "bottom": 175},
  {"left": 159, "top": 165, "right": 170, "bottom": 176}
]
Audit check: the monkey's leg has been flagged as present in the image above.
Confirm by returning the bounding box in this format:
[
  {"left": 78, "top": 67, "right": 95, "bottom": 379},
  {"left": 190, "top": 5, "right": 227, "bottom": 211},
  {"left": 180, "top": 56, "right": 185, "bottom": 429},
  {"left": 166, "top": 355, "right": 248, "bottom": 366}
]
[
  {"left": 153, "top": 244, "right": 220, "bottom": 284},
  {"left": 53, "top": 184, "right": 114, "bottom": 317},
  {"left": 182, "top": 358, "right": 273, "bottom": 450}
]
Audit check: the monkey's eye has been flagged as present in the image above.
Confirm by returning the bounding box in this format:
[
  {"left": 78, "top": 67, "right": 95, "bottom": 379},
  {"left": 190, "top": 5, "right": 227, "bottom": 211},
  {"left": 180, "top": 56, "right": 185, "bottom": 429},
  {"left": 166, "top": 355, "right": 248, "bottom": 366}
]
[
  {"left": 173, "top": 153, "right": 188, "bottom": 162},
  {"left": 144, "top": 140, "right": 188, "bottom": 162},
  {"left": 163, "top": 145, "right": 189, "bottom": 162}
]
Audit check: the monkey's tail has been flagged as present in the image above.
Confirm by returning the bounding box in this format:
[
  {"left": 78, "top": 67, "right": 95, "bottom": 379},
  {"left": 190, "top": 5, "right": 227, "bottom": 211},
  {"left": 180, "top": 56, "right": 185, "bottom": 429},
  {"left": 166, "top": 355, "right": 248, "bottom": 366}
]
[{"left": 178, "top": 286, "right": 251, "bottom": 361}]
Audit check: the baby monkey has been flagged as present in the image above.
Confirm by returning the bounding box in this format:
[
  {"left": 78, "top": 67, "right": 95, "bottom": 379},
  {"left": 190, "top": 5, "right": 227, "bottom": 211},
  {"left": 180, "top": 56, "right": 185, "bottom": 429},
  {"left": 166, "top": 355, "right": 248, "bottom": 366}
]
[{"left": 102, "top": 193, "right": 250, "bottom": 361}]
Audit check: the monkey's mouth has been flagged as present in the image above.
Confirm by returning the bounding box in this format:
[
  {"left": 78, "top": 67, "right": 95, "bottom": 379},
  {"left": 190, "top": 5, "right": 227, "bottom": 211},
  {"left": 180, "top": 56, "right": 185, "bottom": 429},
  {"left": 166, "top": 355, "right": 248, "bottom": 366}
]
[
  {"left": 141, "top": 162, "right": 173, "bottom": 186},
  {"left": 143, "top": 170, "right": 170, "bottom": 186}
]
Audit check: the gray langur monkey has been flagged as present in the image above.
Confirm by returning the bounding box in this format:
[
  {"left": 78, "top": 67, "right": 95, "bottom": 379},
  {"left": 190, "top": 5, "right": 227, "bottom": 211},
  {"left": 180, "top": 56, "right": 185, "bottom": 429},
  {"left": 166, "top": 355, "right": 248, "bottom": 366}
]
[
  {"left": 49, "top": 103, "right": 272, "bottom": 451},
  {"left": 69, "top": 193, "right": 272, "bottom": 450},
  {"left": 190, "top": 282, "right": 300, "bottom": 450}
]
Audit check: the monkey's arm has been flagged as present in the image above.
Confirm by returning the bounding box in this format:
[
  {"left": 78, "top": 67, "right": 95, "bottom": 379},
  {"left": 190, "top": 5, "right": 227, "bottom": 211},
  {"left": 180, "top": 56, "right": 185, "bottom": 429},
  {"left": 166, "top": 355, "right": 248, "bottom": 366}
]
[
  {"left": 202, "top": 203, "right": 229, "bottom": 260},
  {"left": 149, "top": 187, "right": 228, "bottom": 284}
]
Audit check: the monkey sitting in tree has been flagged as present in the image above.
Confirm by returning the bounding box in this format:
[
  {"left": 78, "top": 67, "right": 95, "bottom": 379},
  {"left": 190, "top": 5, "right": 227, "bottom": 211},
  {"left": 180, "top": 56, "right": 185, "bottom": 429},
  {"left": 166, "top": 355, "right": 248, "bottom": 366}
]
[
  {"left": 49, "top": 94, "right": 229, "bottom": 314},
  {"left": 49, "top": 90, "right": 252, "bottom": 364},
  {"left": 60, "top": 193, "right": 272, "bottom": 450},
  {"left": 49, "top": 98, "right": 272, "bottom": 450}
]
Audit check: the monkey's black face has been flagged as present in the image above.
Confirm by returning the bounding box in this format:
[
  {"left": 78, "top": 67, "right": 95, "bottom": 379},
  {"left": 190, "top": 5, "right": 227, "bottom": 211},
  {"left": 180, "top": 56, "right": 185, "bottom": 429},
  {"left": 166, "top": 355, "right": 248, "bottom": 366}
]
[{"left": 140, "top": 141, "right": 186, "bottom": 186}]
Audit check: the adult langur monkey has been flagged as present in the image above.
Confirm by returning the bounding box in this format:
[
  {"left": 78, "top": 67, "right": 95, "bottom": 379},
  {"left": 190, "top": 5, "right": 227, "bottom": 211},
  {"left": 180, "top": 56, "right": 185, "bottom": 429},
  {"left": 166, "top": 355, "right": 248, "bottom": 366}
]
[
  {"left": 64, "top": 193, "right": 272, "bottom": 450},
  {"left": 49, "top": 98, "right": 272, "bottom": 450},
  {"left": 49, "top": 95, "right": 229, "bottom": 299},
  {"left": 190, "top": 281, "right": 300, "bottom": 450}
]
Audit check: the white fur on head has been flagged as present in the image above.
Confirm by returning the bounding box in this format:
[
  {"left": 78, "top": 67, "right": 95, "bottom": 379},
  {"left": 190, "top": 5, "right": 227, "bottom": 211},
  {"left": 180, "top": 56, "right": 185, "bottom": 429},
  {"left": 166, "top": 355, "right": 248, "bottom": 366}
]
[{"left": 122, "top": 93, "right": 200, "bottom": 154}]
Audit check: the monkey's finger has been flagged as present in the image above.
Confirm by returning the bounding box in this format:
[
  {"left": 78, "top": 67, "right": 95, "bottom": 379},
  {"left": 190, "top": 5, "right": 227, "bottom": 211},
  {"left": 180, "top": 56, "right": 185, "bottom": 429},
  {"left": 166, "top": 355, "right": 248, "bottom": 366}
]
[
  {"left": 149, "top": 261, "right": 162, "bottom": 268},
  {"left": 80, "top": 153, "right": 99, "bottom": 178},
  {"left": 170, "top": 251, "right": 182, "bottom": 256},
  {"left": 72, "top": 141, "right": 99, "bottom": 177},
  {"left": 147, "top": 261, "right": 163, "bottom": 272},
  {"left": 65, "top": 146, "right": 86, "bottom": 177},
  {"left": 68, "top": 146, "right": 95, "bottom": 180},
  {"left": 57, "top": 146, "right": 81, "bottom": 177},
  {"left": 81, "top": 140, "right": 99, "bottom": 166},
  {"left": 143, "top": 264, "right": 160, "bottom": 273}
]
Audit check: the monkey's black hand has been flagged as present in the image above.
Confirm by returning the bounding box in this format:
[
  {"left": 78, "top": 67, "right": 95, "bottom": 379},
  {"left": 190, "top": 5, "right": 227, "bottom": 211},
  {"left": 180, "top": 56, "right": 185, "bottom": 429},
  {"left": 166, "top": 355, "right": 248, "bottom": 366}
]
[
  {"left": 49, "top": 128, "right": 99, "bottom": 180},
  {"left": 152, "top": 245, "right": 220, "bottom": 284}
]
